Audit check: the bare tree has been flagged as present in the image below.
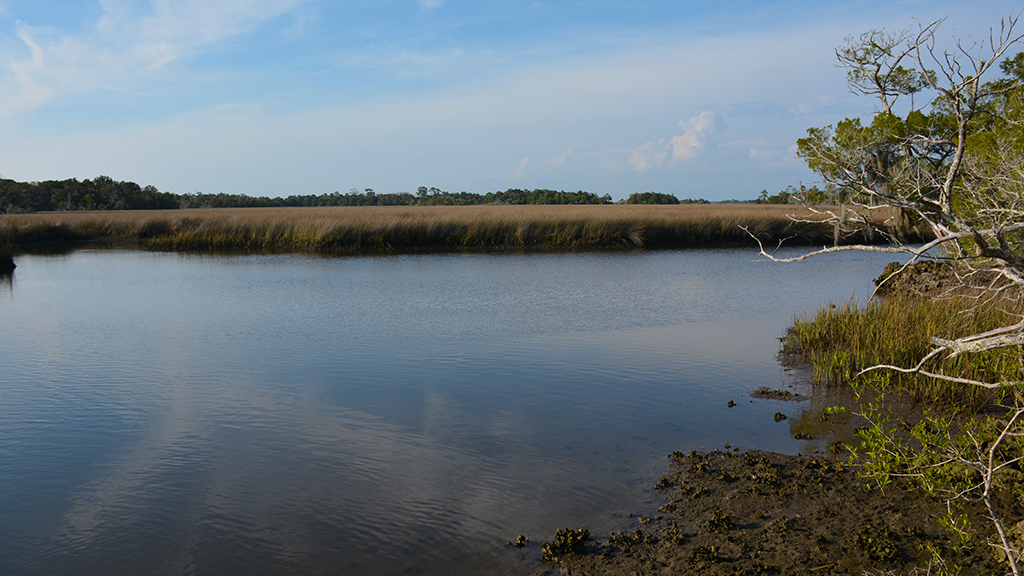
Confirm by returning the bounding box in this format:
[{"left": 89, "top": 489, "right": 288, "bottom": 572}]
[
  {"left": 753, "top": 12, "right": 1024, "bottom": 390},
  {"left": 746, "top": 12, "right": 1024, "bottom": 573}
]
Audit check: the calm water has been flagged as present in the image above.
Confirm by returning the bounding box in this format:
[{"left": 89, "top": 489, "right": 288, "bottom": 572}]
[{"left": 0, "top": 247, "right": 891, "bottom": 575}]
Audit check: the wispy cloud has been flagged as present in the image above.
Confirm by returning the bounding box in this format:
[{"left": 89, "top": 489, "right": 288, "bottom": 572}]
[
  {"left": 546, "top": 149, "right": 573, "bottom": 166},
  {"left": 417, "top": 0, "right": 444, "bottom": 13},
  {"left": 514, "top": 156, "right": 530, "bottom": 176},
  {"left": 337, "top": 46, "right": 469, "bottom": 79},
  {"left": 0, "top": 4, "right": 877, "bottom": 198},
  {"left": 537, "top": 112, "right": 723, "bottom": 176},
  {"left": 0, "top": 0, "right": 308, "bottom": 117}
]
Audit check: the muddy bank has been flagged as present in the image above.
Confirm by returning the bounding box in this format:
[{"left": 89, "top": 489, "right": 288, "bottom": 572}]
[
  {"left": 534, "top": 446, "right": 1005, "bottom": 575},
  {"left": 526, "top": 383, "right": 1012, "bottom": 575},
  {"left": 527, "top": 262, "right": 1020, "bottom": 575}
]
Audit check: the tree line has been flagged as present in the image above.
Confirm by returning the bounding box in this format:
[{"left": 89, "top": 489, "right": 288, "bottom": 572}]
[
  {"left": 0, "top": 180, "right": 624, "bottom": 213},
  {"left": 0, "top": 179, "right": 746, "bottom": 213}
]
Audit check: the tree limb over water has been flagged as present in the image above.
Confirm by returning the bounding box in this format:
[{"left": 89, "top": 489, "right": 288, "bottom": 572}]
[{"left": 773, "top": 12, "right": 1024, "bottom": 573}]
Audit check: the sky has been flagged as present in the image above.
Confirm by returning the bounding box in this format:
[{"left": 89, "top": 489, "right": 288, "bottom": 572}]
[{"left": 0, "top": 1, "right": 1021, "bottom": 201}]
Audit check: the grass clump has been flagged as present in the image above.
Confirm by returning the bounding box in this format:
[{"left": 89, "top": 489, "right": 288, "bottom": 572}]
[{"left": 785, "top": 290, "right": 1023, "bottom": 407}]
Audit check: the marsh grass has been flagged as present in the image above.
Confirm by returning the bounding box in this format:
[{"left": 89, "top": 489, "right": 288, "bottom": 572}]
[
  {"left": 0, "top": 204, "right": 905, "bottom": 252},
  {"left": 786, "top": 292, "right": 1024, "bottom": 407}
]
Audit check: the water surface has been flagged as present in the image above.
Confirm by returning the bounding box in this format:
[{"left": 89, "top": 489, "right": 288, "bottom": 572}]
[{"left": 0, "top": 247, "right": 891, "bottom": 575}]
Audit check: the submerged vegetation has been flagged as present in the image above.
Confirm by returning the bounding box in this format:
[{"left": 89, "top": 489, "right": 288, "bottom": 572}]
[{"left": 0, "top": 204, "right": 916, "bottom": 253}]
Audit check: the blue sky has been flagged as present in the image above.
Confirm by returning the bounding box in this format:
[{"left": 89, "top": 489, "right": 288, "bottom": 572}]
[{"left": 0, "top": 1, "right": 1020, "bottom": 201}]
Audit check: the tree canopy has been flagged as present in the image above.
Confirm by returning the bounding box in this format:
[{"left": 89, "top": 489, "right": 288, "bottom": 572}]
[
  {"left": 0, "top": 180, "right": 617, "bottom": 213},
  {"left": 779, "top": 13, "right": 1024, "bottom": 573},
  {"left": 624, "top": 192, "right": 681, "bottom": 205}
]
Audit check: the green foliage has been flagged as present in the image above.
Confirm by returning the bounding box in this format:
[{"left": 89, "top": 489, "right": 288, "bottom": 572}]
[
  {"left": 624, "top": 191, "right": 680, "bottom": 205},
  {"left": 755, "top": 185, "right": 828, "bottom": 205},
  {"left": 792, "top": 16, "right": 1024, "bottom": 575},
  {"left": 0, "top": 180, "right": 732, "bottom": 212},
  {"left": 0, "top": 176, "right": 179, "bottom": 213},
  {"left": 796, "top": 110, "right": 956, "bottom": 207},
  {"left": 849, "top": 391, "right": 1024, "bottom": 569},
  {"left": 176, "top": 186, "right": 615, "bottom": 208},
  {"left": 0, "top": 179, "right": 617, "bottom": 214}
]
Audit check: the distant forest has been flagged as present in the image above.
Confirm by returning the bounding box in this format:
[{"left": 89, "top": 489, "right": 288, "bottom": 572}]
[{"left": 0, "top": 176, "right": 781, "bottom": 214}]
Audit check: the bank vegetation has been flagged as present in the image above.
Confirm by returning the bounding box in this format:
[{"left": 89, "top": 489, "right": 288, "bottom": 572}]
[{"left": 0, "top": 204, "right": 917, "bottom": 253}]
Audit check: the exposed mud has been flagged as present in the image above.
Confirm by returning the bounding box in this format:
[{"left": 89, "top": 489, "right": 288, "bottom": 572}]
[
  {"left": 749, "top": 386, "right": 807, "bottom": 402},
  {"left": 527, "top": 383, "right": 1015, "bottom": 576},
  {"left": 873, "top": 260, "right": 961, "bottom": 297},
  {"left": 535, "top": 446, "right": 1008, "bottom": 576}
]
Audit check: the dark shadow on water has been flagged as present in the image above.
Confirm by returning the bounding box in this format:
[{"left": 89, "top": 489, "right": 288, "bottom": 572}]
[
  {"left": 10, "top": 239, "right": 703, "bottom": 259},
  {"left": 14, "top": 241, "right": 101, "bottom": 257}
]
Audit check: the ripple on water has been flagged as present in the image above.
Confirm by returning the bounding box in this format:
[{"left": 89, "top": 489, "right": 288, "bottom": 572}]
[{"left": 0, "top": 247, "right": 892, "bottom": 575}]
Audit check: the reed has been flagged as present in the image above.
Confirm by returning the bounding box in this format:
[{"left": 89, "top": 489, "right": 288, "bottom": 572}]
[
  {"left": 0, "top": 204, "right": 907, "bottom": 252},
  {"left": 786, "top": 291, "right": 1024, "bottom": 407}
]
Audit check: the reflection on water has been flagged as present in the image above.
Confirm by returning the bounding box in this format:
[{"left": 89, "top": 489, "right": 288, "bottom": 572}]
[{"left": 0, "top": 247, "right": 893, "bottom": 575}]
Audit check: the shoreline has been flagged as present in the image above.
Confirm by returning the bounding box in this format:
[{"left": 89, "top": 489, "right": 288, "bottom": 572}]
[
  {"left": 538, "top": 447, "right": 1002, "bottom": 575},
  {"left": 533, "top": 263, "right": 1023, "bottom": 576},
  {"left": 0, "top": 205, "right": 924, "bottom": 254},
  {"left": 531, "top": 383, "right": 1007, "bottom": 575}
]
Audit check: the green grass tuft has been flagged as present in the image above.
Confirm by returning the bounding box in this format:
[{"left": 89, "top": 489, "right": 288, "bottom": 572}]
[{"left": 786, "top": 292, "right": 1023, "bottom": 408}]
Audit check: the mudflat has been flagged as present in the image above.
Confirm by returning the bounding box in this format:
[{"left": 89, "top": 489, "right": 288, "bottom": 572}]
[{"left": 537, "top": 447, "right": 1006, "bottom": 575}]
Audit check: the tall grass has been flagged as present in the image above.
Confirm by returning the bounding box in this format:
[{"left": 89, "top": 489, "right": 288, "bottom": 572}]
[
  {"left": 0, "top": 204, "right": 910, "bottom": 253},
  {"left": 786, "top": 291, "right": 1024, "bottom": 407}
]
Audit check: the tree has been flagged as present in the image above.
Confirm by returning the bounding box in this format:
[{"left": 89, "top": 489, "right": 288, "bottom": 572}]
[
  {"left": 776, "top": 13, "right": 1024, "bottom": 373},
  {"left": 625, "top": 191, "right": 680, "bottom": 205},
  {"left": 752, "top": 12, "right": 1024, "bottom": 573}
]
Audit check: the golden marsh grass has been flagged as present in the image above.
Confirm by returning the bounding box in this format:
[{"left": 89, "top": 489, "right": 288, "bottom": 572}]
[{"left": 0, "top": 204, "right": 900, "bottom": 252}]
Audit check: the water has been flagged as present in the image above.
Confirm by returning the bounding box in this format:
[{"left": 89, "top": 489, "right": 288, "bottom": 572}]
[{"left": 0, "top": 247, "right": 892, "bottom": 575}]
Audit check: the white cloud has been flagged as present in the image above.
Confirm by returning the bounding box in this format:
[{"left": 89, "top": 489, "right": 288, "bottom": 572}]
[
  {"left": 418, "top": 0, "right": 444, "bottom": 12},
  {"left": 0, "top": 15, "right": 850, "bottom": 198},
  {"left": 514, "top": 156, "right": 530, "bottom": 176},
  {"left": 546, "top": 149, "right": 573, "bottom": 166},
  {"left": 748, "top": 147, "right": 779, "bottom": 160},
  {"left": 670, "top": 111, "right": 721, "bottom": 160},
  {"left": 0, "top": 0, "right": 308, "bottom": 117},
  {"left": 622, "top": 111, "right": 722, "bottom": 172},
  {"left": 628, "top": 138, "right": 668, "bottom": 171}
]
